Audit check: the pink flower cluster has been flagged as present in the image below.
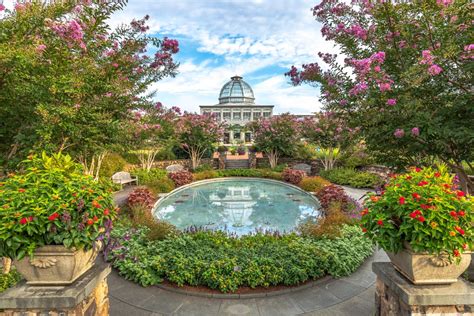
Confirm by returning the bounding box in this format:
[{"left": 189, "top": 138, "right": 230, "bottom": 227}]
[
  {"left": 419, "top": 50, "right": 443, "bottom": 76},
  {"left": 49, "top": 19, "right": 85, "bottom": 50},
  {"left": 394, "top": 129, "right": 405, "bottom": 138},
  {"left": 130, "top": 15, "right": 150, "bottom": 33}
]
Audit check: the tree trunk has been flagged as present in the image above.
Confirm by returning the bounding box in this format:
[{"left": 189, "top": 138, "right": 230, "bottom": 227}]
[
  {"left": 2, "top": 257, "right": 11, "bottom": 274},
  {"left": 267, "top": 150, "right": 279, "bottom": 169}
]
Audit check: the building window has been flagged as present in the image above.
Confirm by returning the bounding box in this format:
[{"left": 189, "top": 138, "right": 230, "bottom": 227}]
[
  {"left": 253, "top": 112, "right": 261, "bottom": 120},
  {"left": 243, "top": 112, "right": 251, "bottom": 120},
  {"left": 223, "top": 112, "right": 231, "bottom": 120},
  {"left": 213, "top": 112, "right": 221, "bottom": 120},
  {"left": 263, "top": 112, "right": 271, "bottom": 118},
  {"left": 233, "top": 112, "right": 241, "bottom": 120}
]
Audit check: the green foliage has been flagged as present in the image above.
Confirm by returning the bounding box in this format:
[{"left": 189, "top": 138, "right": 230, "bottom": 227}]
[
  {"left": 361, "top": 165, "right": 474, "bottom": 258},
  {"left": 0, "top": 152, "right": 117, "bottom": 259},
  {"left": 0, "top": 269, "right": 22, "bottom": 293},
  {"left": 320, "top": 168, "right": 382, "bottom": 188},
  {"left": 99, "top": 153, "right": 127, "bottom": 178},
  {"left": 130, "top": 168, "right": 175, "bottom": 194},
  {"left": 128, "top": 204, "right": 178, "bottom": 241},
  {"left": 271, "top": 164, "right": 288, "bottom": 173},
  {"left": 0, "top": 2, "right": 178, "bottom": 168},
  {"left": 298, "top": 176, "right": 330, "bottom": 193},
  {"left": 194, "top": 163, "right": 213, "bottom": 173},
  {"left": 107, "top": 225, "right": 372, "bottom": 291}
]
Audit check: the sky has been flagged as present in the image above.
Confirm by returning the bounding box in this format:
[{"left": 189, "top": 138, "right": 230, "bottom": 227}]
[{"left": 109, "top": 0, "right": 334, "bottom": 114}]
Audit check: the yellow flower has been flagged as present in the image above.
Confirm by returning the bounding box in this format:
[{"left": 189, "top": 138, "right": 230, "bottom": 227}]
[{"left": 430, "top": 222, "right": 438, "bottom": 229}]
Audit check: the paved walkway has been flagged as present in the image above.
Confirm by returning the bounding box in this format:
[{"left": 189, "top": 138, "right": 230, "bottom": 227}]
[{"left": 108, "top": 250, "right": 388, "bottom": 316}]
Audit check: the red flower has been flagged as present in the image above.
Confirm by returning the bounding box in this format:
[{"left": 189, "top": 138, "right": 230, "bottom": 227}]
[
  {"left": 456, "top": 191, "right": 465, "bottom": 197},
  {"left": 455, "top": 226, "right": 465, "bottom": 235},
  {"left": 93, "top": 216, "right": 98, "bottom": 222},
  {"left": 92, "top": 200, "right": 101, "bottom": 208},
  {"left": 406, "top": 175, "right": 412, "bottom": 180},
  {"left": 377, "top": 220, "right": 384, "bottom": 226},
  {"left": 409, "top": 212, "right": 418, "bottom": 219},
  {"left": 399, "top": 197, "right": 406, "bottom": 205},
  {"left": 87, "top": 219, "right": 94, "bottom": 225},
  {"left": 48, "top": 212, "right": 59, "bottom": 221},
  {"left": 434, "top": 172, "right": 441, "bottom": 178},
  {"left": 28, "top": 216, "right": 33, "bottom": 222},
  {"left": 19, "top": 218, "right": 28, "bottom": 225},
  {"left": 450, "top": 211, "right": 458, "bottom": 218},
  {"left": 417, "top": 216, "right": 425, "bottom": 223},
  {"left": 417, "top": 181, "right": 428, "bottom": 186},
  {"left": 18, "top": 188, "right": 26, "bottom": 193},
  {"left": 462, "top": 244, "right": 468, "bottom": 250},
  {"left": 412, "top": 193, "right": 421, "bottom": 200},
  {"left": 362, "top": 227, "right": 367, "bottom": 233},
  {"left": 415, "top": 167, "right": 422, "bottom": 172},
  {"left": 104, "top": 209, "right": 110, "bottom": 216},
  {"left": 420, "top": 204, "right": 430, "bottom": 210},
  {"left": 458, "top": 210, "right": 465, "bottom": 217},
  {"left": 453, "top": 249, "right": 460, "bottom": 257}
]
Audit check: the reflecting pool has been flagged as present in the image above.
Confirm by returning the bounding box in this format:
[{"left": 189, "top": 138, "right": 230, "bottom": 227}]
[{"left": 153, "top": 178, "right": 322, "bottom": 235}]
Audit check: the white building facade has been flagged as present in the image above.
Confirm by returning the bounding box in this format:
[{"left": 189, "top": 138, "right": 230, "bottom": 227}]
[{"left": 200, "top": 76, "right": 274, "bottom": 144}]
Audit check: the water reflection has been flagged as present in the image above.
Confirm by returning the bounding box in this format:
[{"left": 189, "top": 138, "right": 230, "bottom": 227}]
[{"left": 153, "top": 179, "right": 321, "bottom": 235}]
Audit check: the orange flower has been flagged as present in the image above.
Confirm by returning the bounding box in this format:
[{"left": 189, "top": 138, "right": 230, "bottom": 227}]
[
  {"left": 370, "top": 196, "right": 380, "bottom": 202},
  {"left": 449, "top": 231, "right": 456, "bottom": 237},
  {"left": 18, "top": 188, "right": 26, "bottom": 193},
  {"left": 92, "top": 200, "right": 101, "bottom": 208},
  {"left": 430, "top": 222, "right": 438, "bottom": 229}
]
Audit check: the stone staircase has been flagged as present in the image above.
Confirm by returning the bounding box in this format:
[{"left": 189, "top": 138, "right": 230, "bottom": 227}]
[{"left": 225, "top": 159, "right": 249, "bottom": 169}]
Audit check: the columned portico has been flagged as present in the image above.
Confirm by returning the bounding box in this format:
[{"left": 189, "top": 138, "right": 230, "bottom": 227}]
[{"left": 200, "top": 75, "right": 274, "bottom": 145}]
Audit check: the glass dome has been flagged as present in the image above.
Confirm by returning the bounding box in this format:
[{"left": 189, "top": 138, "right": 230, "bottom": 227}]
[{"left": 218, "top": 76, "right": 255, "bottom": 104}]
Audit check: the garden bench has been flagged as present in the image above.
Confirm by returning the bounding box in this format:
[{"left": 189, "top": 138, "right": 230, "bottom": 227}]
[{"left": 111, "top": 171, "right": 138, "bottom": 189}]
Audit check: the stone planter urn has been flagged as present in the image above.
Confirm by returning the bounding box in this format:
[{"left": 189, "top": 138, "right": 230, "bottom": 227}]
[
  {"left": 13, "top": 242, "right": 101, "bottom": 285},
  {"left": 387, "top": 243, "right": 471, "bottom": 285}
]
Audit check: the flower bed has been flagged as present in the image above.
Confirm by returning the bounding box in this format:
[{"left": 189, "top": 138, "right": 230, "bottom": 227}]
[{"left": 107, "top": 225, "right": 373, "bottom": 292}]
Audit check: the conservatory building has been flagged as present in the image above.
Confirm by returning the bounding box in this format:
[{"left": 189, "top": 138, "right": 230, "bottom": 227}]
[{"left": 200, "top": 75, "right": 274, "bottom": 144}]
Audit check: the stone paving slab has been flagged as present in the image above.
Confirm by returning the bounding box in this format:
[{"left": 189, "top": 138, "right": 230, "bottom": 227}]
[{"left": 108, "top": 250, "right": 388, "bottom": 315}]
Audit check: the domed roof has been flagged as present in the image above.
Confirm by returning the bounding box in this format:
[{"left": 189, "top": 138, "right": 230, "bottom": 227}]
[{"left": 218, "top": 76, "right": 255, "bottom": 104}]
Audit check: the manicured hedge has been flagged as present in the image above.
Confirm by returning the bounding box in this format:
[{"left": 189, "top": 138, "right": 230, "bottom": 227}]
[{"left": 107, "top": 225, "right": 373, "bottom": 292}]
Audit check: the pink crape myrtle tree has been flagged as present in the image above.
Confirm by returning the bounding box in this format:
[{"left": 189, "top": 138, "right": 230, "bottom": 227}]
[
  {"left": 247, "top": 113, "right": 300, "bottom": 169},
  {"left": 287, "top": 0, "right": 473, "bottom": 193},
  {"left": 130, "top": 103, "right": 180, "bottom": 171},
  {"left": 301, "top": 112, "right": 359, "bottom": 170},
  {"left": 0, "top": 1, "right": 179, "bottom": 176},
  {"left": 176, "top": 113, "right": 225, "bottom": 170}
]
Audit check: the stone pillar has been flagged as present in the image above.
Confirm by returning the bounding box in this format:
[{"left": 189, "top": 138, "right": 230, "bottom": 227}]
[
  {"left": 218, "top": 152, "right": 226, "bottom": 170},
  {"left": 373, "top": 262, "right": 474, "bottom": 316},
  {"left": 248, "top": 152, "right": 257, "bottom": 168},
  {"left": 240, "top": 131, "right": 245, "bottom": 142},
  {"left": 229, "top": 130, "right": 234, "bottom": 143},
  {"left": 0, "top": 263, "right": 111, "bottom": 316}
]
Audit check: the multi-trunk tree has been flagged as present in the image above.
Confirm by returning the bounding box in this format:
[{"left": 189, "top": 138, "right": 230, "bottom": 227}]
[
  {"left": 0, "top": 1, "right": 179, "bottom": 176},
  {"left": 287, "top": 0, "right": 473, "bottom": 193}
]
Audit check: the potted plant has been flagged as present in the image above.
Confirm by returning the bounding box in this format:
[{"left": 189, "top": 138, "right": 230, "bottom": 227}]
[
  {"left": 217, "top": 145, "right": 227, "bottom": 154},
  {"left": 237, "top": 145, "right": 246, "bottom": 156},
  {"left": 0, "top": 152, "right": 117, "bottom": 285},
  {"left": 361, "top": 165, "right": 473, "bottom": 284}
]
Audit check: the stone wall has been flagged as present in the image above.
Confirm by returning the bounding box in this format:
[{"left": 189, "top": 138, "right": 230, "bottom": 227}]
[
  {"left": 256, "top": 157, "right": 324, "bottom": 175},
  {"left": 359, "top": 164, "right": 392, "bottom": 181}
]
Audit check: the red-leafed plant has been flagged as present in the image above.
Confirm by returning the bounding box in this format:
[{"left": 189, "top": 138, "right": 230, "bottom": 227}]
[
  {"left": 127, "top": 188, "right": 155, "bottom": 210},
  {"left": 167, "top": 170, "right": 193, "bottom": 187},
  {"left": 316, "top": 184, "right": 351, "bottom": 212},
  {"left": 282, "top": 169, "right": 306, "bottom": 185}
]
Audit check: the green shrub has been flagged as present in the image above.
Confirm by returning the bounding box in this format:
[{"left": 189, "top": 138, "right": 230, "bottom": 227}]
[
  {"left": 271, "top": 164, "right": 288, "bottom": 172},
  {"left": 0, "top": 269, "right": 22, "bottom": 293},
  {"left": 320, "top": 168, "right": 382, "bottom": 188},
  {"left": 130, "top": 168, "right": 175, "bottom": 194},
  {"left": 299, "top": 176, "right": 330, "bottom": 193},
  {"left": 99, "top": 153, "right": 127, "bottom": 178},
  {"left": 128, "top": 204, "right": 178, "bottom": 241},
  {"left": 107, "top": 224, "right": 373, "bottom": 292},
  {"left": 193, "top": 170, "right": 219, "bottom": 181},
  {"left": 194, "top": 163, "right": 213, "bottom": 172},
  {"left": 146, "top": 178, "right": 175, "bottom": 194}
]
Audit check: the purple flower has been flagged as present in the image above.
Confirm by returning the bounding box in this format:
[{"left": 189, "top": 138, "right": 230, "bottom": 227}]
[
  {"left": 386, "top": 99, "right": 397, "bottom": 106},
  {"left": 428, "top": 64, "right": 443, "bottom": 76},
  {"left": 411, "top": 127, "right": 420, "bottom": 137},
  {"left": 394, "top": 129, "right": 405, "bottom": 138},
  {"left": 36, "top": 44, "right": 47, "bottom": 54}
]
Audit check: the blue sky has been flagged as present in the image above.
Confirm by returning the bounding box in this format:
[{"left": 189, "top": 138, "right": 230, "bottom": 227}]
[{"left": 110, "top": 0, "right": 335, "bottom": 114}]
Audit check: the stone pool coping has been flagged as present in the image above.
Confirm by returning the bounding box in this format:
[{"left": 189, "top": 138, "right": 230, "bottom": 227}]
[{"left": 152, "top": 177, "right": 321, "bottom": 211}]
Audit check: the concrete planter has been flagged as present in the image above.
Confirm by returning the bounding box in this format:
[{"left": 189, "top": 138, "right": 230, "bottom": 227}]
[
  {"left": 13, "top": 242, "right": 101, "bottom": 285},
  {"left": 387, "top": 245, "right": 471, "bottom": 285}
]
